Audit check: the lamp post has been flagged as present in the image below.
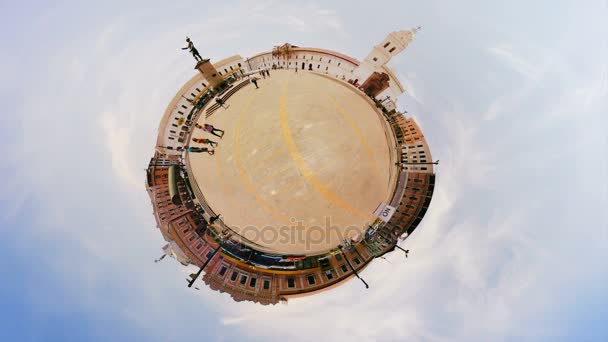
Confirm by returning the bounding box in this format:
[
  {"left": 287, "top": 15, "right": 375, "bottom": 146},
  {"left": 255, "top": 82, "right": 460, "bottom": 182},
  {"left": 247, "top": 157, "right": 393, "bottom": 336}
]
[
  {"left": 338, "top": 245, "right": 369, "bottom": 289},
  {"left": 376, "top": 227, "right": 409, "bottom": 258},
  {"left": 187, "top": 246, "right": 220, "bottom": 288}
]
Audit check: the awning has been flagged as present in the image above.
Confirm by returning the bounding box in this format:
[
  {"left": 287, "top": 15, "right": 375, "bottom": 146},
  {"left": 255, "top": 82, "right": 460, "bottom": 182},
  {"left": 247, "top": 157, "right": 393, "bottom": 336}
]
[{"left": 168, "top": 165, "right": 183, "bottom": 206}]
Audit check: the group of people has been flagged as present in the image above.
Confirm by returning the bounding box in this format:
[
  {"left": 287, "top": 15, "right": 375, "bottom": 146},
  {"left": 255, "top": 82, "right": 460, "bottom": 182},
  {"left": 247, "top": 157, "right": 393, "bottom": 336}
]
[
  {"left": 258, "top": 69, "right": 270, "bottom": 79},
  {"left": 186, "top": 123, "right": 225, "bottom": 155}
]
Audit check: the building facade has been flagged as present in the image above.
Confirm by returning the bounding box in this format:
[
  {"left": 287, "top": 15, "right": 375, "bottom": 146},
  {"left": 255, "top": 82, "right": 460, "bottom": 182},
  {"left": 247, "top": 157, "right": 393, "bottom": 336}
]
[{"left": 146, "top": 29, "right": 435, "bottom": 304}]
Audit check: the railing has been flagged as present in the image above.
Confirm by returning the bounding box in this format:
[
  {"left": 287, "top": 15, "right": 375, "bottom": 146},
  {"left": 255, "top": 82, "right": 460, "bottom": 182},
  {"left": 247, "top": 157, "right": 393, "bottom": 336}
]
[{"left": 205, "top": 78, "right": 255, "bottom": 117}]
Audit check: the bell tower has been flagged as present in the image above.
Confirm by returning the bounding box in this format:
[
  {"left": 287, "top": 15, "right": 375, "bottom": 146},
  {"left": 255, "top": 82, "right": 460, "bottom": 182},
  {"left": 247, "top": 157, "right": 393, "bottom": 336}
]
[
  {"left": 364, "top": 27, "right": 420, "bottom": 68},
  {"left": 350, "top": 27, "right": 420, "bottom": 86}
]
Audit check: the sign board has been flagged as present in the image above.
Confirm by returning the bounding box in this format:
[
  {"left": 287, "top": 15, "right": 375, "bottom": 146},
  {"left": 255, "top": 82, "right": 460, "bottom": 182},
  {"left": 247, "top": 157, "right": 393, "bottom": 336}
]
[{"left": 373, "top": 203, "right": 396, "bottom": 223}]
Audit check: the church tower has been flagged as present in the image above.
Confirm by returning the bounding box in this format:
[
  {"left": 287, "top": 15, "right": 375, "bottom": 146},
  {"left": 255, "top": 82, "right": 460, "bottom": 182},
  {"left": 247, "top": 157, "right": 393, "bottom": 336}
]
[{"left": 350, "top": 27, "right": 420, "bottom": 86}]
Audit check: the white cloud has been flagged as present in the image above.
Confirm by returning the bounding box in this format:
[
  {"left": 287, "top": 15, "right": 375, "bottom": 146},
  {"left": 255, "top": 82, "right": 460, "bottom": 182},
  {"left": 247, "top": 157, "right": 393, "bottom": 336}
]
[
  {"left": 3, "top": 1, "right": 606, "bottom": 341},
  {"left": 487, "top": 44, "right": 543, "bottom": 81}
]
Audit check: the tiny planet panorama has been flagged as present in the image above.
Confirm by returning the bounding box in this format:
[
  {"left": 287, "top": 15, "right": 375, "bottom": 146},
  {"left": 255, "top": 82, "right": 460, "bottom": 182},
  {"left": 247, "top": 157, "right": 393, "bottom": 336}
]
[{"left": 146, "top": 28, "right": 436, "bottom": 304}]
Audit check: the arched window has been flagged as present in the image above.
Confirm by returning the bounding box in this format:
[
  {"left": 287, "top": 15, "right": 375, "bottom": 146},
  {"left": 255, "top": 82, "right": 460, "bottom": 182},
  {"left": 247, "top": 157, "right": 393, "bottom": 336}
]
[{"left": 383, "top": 42, "right": 390, "bottom": 48}]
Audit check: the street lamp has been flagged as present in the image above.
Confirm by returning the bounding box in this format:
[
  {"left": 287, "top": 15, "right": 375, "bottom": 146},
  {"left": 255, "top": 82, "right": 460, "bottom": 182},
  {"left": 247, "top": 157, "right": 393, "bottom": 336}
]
[
  {"left": 376, "top": 228, "right": 409, "bottom": 258},
  {"left": 338, "top": 245, "right": 369, "bottom": 289},
  {"left": 187, "top": 246, "right": 220, "bottom": 288}
]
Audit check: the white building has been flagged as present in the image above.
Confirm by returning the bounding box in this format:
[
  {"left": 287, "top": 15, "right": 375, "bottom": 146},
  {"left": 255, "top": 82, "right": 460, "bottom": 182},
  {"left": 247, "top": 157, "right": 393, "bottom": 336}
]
[{"left": 155, "top": 29, "right": 420, "bottom": 152}]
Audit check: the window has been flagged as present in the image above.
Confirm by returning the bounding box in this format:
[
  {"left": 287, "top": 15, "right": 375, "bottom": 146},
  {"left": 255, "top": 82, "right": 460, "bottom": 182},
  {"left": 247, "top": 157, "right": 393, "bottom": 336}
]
[
  {"left": 230, "top": 66, "right": 233, "bottom": 70},
  {"left": 230, "top": 271, "right": 238, "bottom": 281},
  {"left": 188, "top": 234, "right": 196, "bottom": 242},
  {"left": 354, "top": 257, "right": 361, "bottom": 265},
  {"left": 195, "top": 88, "right": 201, "bottom": 92},
  {"left": 206, "top": 250, "right": 215, "bottom": 259},
  {"left": 287, "top": 277, "right": 295, "bottom": 288},
  {"left": 340, "top": 264, "right": 348, "bottom": 273},
  {"left": 238, "top": 63, "right": 242, "bottom": 67},
  {"left": 325, "top": 271, "right": 334, "bottom": 280},
  {"left": 335, "top": 254, "right": 342, "bottom": 261},
  {"left": 240, "top": 275, "right": 247, "bottom": 285},
  {"left": 219, "top": 266, "right": 227, "bottom": 276},
  {"left": 325, "top": 66, "right": 328, "bottom": 70},
  {"left": 383, "top": 42, "right": 390, "bottom": 48},
  {"left": 389, "top": 47, "right": 396, "bottom": 53},
  {"left": 338, "top": 62, "right": 341, "bottom": 66},
  {"left": 202, "top": 83, "right": 206, "bottom": 87},
  {"left": 196, "top": 242, "right": 203, "bottom": 249},
  {"left": 263, "top": 280, "right": 270, "bottom": 290},
  {"left": 307, "top": 275, "right": 316, "bottom": 285},
  {"left": 218, "top": 72, "right": 222, "bottom": 75},
  {"left": 249, "top": 277, "right": 257, "bottom": 287},
  {"left": 172, "top": 124, "right": 177, "bottom": 128},
  {"left": 421, "top": 167, "right": 428, "bottom": 171},
  {"left": 224, "top": 68, "right": 228, "bottom": 73},
  {"left": 181, "top": 105, "right": 187, "bottom": 109},
  {"left": 317, "top": 64, "right": 320, "bottom": 69},
  {"left": 182, "top": 227, "right": 190, "bottom": 233},
  {"left": 373, "top": 57, "right": 378, "bottom": 62}
]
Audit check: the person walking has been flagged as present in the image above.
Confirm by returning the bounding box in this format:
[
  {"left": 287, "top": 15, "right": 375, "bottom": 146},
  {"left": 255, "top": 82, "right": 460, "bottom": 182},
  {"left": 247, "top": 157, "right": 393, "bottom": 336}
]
[
  {"left": 186, "top": 146, "right": 214, "bottom": 155},
  {"left": 192, "top": 137, "right": 218, "bottom": 147},
  {"left": 259, "top": 70, "right": 265, "bottom": 79},
  {"left": 251, "top": 78, "right": 259, "bottom": 89},
  {"left": 202, "top": 123, "right": 225, "bottom": 138}
]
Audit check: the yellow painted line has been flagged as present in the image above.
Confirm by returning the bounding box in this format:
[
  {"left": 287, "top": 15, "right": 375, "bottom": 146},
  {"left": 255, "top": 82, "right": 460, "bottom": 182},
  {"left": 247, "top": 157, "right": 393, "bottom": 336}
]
[
  {"left": 324, "top": 93, "right": 382, "bottom": 178},
  {"left": 234, "top": 87, "right": 291, "bottom": 224},
  {"left": 246, "top": 129, "right": 280, "bottom": 153},
  {"left": 248, "top": 147, "right": 287, "bottom": 172},
  {"left": 279, "top": 80, "right": 371, "bottom": 220},
  {"left": 254, "top": 167, "right": 288, "bottom": 187},
  {"left": 276, "top": 178, "right": 306, "bottom": 195}
]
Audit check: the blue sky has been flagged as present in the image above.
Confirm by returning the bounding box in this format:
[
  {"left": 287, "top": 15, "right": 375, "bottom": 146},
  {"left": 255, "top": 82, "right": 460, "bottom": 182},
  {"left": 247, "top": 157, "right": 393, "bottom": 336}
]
[{"left": 1, "top": 0, "right": 606, "bottom": 341}]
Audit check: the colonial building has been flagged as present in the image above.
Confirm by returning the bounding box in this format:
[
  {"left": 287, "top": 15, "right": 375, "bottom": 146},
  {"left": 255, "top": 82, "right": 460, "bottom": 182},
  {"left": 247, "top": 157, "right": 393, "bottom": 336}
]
[{"left": 146, "top": 29, "right": 435, "bottom": 304}]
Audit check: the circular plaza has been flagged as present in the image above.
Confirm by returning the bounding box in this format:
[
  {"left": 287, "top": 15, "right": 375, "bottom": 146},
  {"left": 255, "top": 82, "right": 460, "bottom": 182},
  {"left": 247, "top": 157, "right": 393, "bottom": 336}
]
[{"left": 187, "top": 71, "right": 397, "bottom": 255}]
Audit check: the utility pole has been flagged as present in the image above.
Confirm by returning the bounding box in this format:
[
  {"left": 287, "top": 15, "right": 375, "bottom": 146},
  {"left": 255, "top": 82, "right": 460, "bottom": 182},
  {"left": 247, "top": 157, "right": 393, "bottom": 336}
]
[
  {"left": 338, "top": 245, "right": 369, "bottom": 289},
  {"left": 187, "top": 247, "right": 220, "bottom": 288}
]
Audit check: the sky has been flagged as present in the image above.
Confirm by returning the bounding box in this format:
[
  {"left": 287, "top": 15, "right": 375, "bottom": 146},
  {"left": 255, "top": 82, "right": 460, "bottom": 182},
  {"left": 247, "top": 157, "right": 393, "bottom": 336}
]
[{"left": 0, "top": 0, "right": 607, "bottom": 341}]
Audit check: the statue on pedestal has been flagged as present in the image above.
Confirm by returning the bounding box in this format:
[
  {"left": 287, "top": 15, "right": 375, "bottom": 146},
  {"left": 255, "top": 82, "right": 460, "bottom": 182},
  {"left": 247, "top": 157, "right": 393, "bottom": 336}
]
[{"left": 182, "top": 37, "right": 203, "bottom": 62}]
